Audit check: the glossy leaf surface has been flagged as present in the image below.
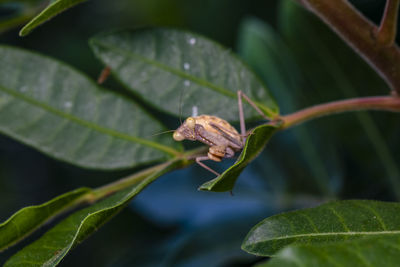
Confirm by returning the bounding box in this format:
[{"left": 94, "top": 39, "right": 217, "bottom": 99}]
[
  {"left": 5, "top": 160, "right": 180, "bottom": 266},
  {"left": 0, "top": 187, "right": 91, "bottom": 252},
  {"left": 242, "top": 200, "right": 400, "bottom": 256},
  {"left": 199, "top": 124, "right": 277, "bottom": 192},
  {"left": 0, "top": 46, "right": 179, "bottom": 170},
  {"left": 90, "top": 28, "right": 279, "bottom": 122},
  {"left": 263, "top": 235, "right": 400, "bottom": 267}
]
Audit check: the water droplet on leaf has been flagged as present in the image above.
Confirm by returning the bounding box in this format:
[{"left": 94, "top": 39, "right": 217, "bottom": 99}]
[
  {"left": 189, "top": 38, "right": 196, "bottom": 45},
  {"left": 64, "top": 101, "right": 73, "bottom": 108}
]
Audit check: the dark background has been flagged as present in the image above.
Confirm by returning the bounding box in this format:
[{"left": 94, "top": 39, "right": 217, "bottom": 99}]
[{"left": 0, "top": 0, "right": 398, "bottom": 266}]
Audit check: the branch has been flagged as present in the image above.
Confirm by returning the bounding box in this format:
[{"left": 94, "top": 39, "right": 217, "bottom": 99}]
[
  {"left": 89, "top": 147, "right": 208, "bottom": 201},
  {"left": 377, "top": 0, "right": 400, "bottom": 46},
  {"left": 91, "top": 161, "right": 172, "bottom": 200},
  {"left": 295, "top": 0, "right": 400, "bottom": 94},
  {"left": 280, "top": 95, "right": 400, "bottom": 129}
]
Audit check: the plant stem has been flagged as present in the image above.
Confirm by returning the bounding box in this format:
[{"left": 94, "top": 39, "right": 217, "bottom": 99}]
[
  {"left": 295, "top": 0, "right": 400, "bottom": 94},
  {"left": 90, "top": 161, "right": 173, "bottom": 201},
  {"left": 280, "top": 95, "right": 400, "bottom": 129},
  {"left": 86, "top": 149, "right": 203, "bottom": 202},
  {"left": 377, "top": 0, "right": 400, "bottom": 46}
]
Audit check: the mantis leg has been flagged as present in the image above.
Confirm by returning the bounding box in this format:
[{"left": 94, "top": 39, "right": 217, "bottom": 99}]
[
  {"left": 237, "top": 90, "right": 270, "bottom": 139},
  {"left": 208, "top": 123, "right": 242, "bottom": 149},
  {"left": 196, "top": 156, "right": 221, "bottom": 176},
  {"left": 237, "top": 91, "right": 246, "bottom": 138}
]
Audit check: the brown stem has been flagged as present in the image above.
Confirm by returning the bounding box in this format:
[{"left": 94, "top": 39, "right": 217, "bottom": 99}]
[
  {"left": 280, "top": 95, "right": 400, "bottom": 129},
  {"left": 296, "top": 0, "right": 400, "bottom": 94},
  {"left": 377, "top": 0, "right": 400, "bottom": 46}
]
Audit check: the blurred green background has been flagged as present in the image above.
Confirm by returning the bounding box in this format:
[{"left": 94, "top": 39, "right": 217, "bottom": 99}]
[{"left": 0, "top": 0, "right": 399, "bottom": 266}]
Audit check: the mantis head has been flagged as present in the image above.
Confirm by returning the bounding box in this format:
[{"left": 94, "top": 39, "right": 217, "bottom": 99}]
[{"left": 173, "top": 117, "right": 196, "bottom": 141}]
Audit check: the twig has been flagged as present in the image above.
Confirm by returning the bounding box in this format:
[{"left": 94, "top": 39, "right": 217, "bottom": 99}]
[
  {"left": 280, "top": 95, "right": 400, "bottom": 129},
  {"left": 295, "top": 0, "right": 400, "bottom": 94},
  {"left": 376, "top": 0, "right": 400, "bottom": 46}
]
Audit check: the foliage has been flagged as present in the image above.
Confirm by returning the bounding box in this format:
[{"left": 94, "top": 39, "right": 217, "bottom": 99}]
[
  {"left": 243, "top": 200, "right": 400, "bottom": 256},
  {"left": 89, "top": 28, "right": 278, "bottom": 121},
  {"left": 0, "top": 26, "right": 279, "bottom": 265},
  {"left": 5, "top": 161, "right": 179, "bottom": 266},
  {"left": 0, "top": 45, "right": 178, "bottom": 169},
  {"left": 0, "top": 0, "right": 399, "bottom": 266},
  {"left": 0, "top": 187, "right": 91, "bottom": 252},
  {"left": 199, "top": 124, "right": 278, "bottom": 192},
  {"left": 260, "top": 235, "right": 400, "bottom": 267}
]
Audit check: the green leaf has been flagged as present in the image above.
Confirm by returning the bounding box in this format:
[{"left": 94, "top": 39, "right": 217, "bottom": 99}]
[
  {"left": 0, "top": 45, "right": 180, "bottom": 170},
  {"left": 0, "top": 187, "right": 91, "bottom": 252},
  {"left": 19, "top": 0, "right": 87, "bottom": 36},
  {"left": 242, "top": 200, "right": 400, "bottom": 256},
  {"left": 5, "top": 160, "right": 181, "bottom": 266},
  {"left": 237, "top": 16, "right": 337, "bottom": 196},
  {"left": 199, "top": 124, "right": 277, "bottom": 192},
  {"left": 263, "top": 235, "right": 400, "bottom": 267},
  {"left": 90, "top": 28, "right": 279, "bottom": 122}
]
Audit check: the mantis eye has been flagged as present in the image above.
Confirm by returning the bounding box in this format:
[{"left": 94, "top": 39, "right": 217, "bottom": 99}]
[
  {"left": 186, "top": 117, "right": 196, "bottom": 129},
  {"left": 173, "top": 131, "right": 185, "bottom": 141}
]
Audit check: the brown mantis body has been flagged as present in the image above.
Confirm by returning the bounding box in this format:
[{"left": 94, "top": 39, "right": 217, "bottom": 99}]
[
  {"left": 96, "top": 66, "right": 268, "bottom": 176},
  {"left": 173, "top": 90, "right": 269, "bottom": 176}
]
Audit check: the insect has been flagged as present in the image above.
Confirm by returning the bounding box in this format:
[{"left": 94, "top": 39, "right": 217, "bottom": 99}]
[{"left": 173, "top": 90, "right": 269, "bottom": 176}]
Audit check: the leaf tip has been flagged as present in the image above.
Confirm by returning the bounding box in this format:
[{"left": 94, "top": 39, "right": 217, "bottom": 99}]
[
  {"left": 240, "top": 242, "right": 251, "bottom": 254},
  {"left": 18, "top": 27, "right": 29, "bottom": 37},
  {"left": 198, "top": 176, "right": 223, "bottom": 192},
  {"left": 198, "top": 178, "right": 234, "bottom": 192},
  {"left": 197, "top": 181, "right": 213, "bottom": 191}
]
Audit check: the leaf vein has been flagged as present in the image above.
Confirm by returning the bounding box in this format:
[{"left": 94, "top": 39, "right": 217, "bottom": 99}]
[
  {"left": 346, "top": 243, "right": 374, "bottom": 267},
  {"left": 258, "top": 231, "right": 400, "bottom": 243},
  {"left": 90, "top": 39, "right": 274, "bottom": 115},
  {"left": 0, "top": 85, "right": 178, "bottom": 156},
  {"left": 353, "top": 202, "right": 388, "bottom": 231},
  {"left": 298, "top": 213, "right": 320, "bottom": 233},
  {"left": 328, "top": 207, "right": 351, "bottom": 232},
  {"left": 307, "top": 246, "right": 342, "bottom": 267}
]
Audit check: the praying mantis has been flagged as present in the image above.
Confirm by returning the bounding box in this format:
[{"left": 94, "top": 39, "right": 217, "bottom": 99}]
[
  {"left": 97, "top": 67, "right": 271, "bottom": 176},
  {"left": 173, "top": 90, "right": 270, "bottom": 176}
]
